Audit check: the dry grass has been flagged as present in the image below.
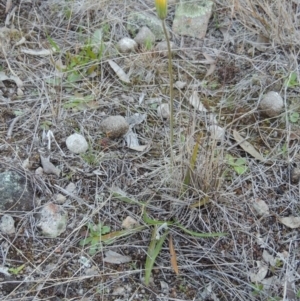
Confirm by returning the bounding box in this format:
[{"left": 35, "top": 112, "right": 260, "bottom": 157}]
[{"left": 0, "top": 0, "right": 300, "bottom": 300}]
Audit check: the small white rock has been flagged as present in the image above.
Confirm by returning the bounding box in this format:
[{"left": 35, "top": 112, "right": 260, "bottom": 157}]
[
  {"left": 117, "top": 37, "right": 137, "bottom": 53},
  {"left": 0, "top": 214, "right": 15, "bottom": 235},
  {"left": 259, "top": 91, "right": 283, "bottom": 117},
  {"left": 122, "top": 216, "right": 138, "bottom": 229},
  {"left": 55, "top": 193, "right": 67, "bottom": 204},
  {"left": 134, "top": 26, "right": 155, "bottom": 47},
  {"left": 207, "top": 125, "right": 225, "bottom": 140},
  {"left": 157, "top": 103, "right": 170, "bottom": 119},
  {"left": 66, "top": 133, "right": 88, "bottom": 154},
  {"left": 175, "top": 81, "right": 186, "bottom": 89},
  {"left": 99, "top": 115, "right": 129, "bottom": 138},
  {"left": 251, "top": 199, "right": 269, "bottom": 216},
  {"left": 35, "top": 167, "right": 44, "bottom": 176},
  {"left": 65, "top": 182, "right": 76, "bottom": 193}
]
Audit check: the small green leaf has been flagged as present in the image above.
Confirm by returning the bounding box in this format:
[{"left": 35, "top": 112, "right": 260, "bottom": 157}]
[
  {"left": 235, "top": 158, "right": 247, "bottom": 166},
  {"left": 234, "top": 165, "right": 248, "bottom": 175},
  {"left": 67, "top": 72, "right": 83, "bottom": 83},
  {"left": 91, "top": 29, "right": 103, "bottom": 46},
  {"left": 289, "top": 112, "right": 299, "bottom": 123},
  {"left": 9, "top": 264, "right": 25, "bottom": 275}
]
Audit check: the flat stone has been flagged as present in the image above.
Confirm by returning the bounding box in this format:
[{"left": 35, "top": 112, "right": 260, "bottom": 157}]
[
  {"left": 0, "top": 171, "right": 35, "bottom": 213},
  {"left": 172, "top": 0, "right": 213, "bottom": 39},
  {"left": 127, "top": 12, "right": 168, "bottom": 40}
]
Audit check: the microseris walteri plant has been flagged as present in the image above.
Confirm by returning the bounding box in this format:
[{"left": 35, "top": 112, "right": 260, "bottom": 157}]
[
  {"left": 155, "top": 0, "right": 167, "bottom": 20},
  {"left": 154, "top": 0, "right": 175, "bottom": 162}
]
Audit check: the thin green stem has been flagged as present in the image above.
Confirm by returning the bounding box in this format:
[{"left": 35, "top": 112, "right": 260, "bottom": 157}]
[{"left": 162, "top": 20, "right": 174, "bottom": 163}]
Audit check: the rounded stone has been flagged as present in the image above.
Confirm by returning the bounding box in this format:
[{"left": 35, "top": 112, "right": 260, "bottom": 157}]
[
  {"left": 38, "top": 203, "right": 68, "bottom": 238},
  {"left": 66, "top": 133, "right": 88, "bottom": 154},
  {"left": 259, "top": 91, "right": 283, "bottom": 117},
  {"left": 0, "top": 214, "right": 15, "bottom": 234},
  {"left": 100, "top": 115, "right": 129, "bottom": 139},
  {"left": 117, "top": 37, "right": 137, "bottom": 53},
  {"left": 134, "top": 26, "right": 155, "bottom": 47},
  {"left": 157, "top": 103, "right": 170, "bottom": 119}
]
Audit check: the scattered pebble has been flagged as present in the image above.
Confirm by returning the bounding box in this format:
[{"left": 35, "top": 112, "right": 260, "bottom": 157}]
[
  {"left": 35, "top": 167, "right": 43, "bottom": 176},
  {"left": 290, "top": 167, "right": 300, "bottom": 183},
  {"left": 66, "top": 133, "right": 88, "bottom": 154},
  {"left": 251, "top": 198, "right": 269, "bottom": 216},
  {"left": 134, "top": 26, "right": 155, "bottom": 47},
  {"left": 259, "top": 91, "right": 283, "bottom": 117},
  {"left": 38, "top": 203, "right": 68, "bottom": 238},
  {"left": 157, "top": 103, "right": 170, "bottom": 119},
  {"left": 55, "top": 193, "right": 67, "bottom": 204},
  {"left": 175, "top": 81, "right": 186, "bottom": 89},
  {"left": 207, "top": 125, "right": 225, "bottom": 140},
  {"left": 0, "top": 214, "right": 15, "bottom": 235},
  {"left": 99, "top": 115, "right": 129, "bottom": 138},
  {"left": 122, "top": 216, "right": 138, "bottom": 229},
  {"left": 117, "top": 37, "right": 137, "bottom": 53},
  {"left": 65, "top": 182, "right": 76, "bottom": 193}
]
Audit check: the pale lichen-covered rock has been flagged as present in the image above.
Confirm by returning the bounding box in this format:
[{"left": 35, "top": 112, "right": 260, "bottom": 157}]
[
  {"left": 127, "top": 12, "right": 167, "bottom": 40},
  {"left": 117, "top": 37, "right": 137, "bottom": 53},
  {"left": 259, "top": 91, "right": 283, "bottom": 117},
  {"left": 157, "top": 103, "right": 170, "bottom": 119},
  {"left": 38, "top": 203, "right": 68, "bottom": 238},
  {"left": 0, "top": 215, "right": 15, "bottom": 235},
  {"left": 100, "top": 115, "right": 129, "bottom": 138},
  {"left": 134, "top": 27, "right": 155, "bottom": 47},
  {"left": 172, "top": 0, "right": 213, "bottom": 39},
  {"left": 66, "top": 133, "right": 88, "bottom": 154}
]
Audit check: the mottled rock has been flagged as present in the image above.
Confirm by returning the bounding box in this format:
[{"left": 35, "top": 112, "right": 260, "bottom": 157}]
[
  {"left": 172, "top": 0, "right": 213, "bottom": 39},
  {"left": 0, "top": 171, "right": 34, "bottom": 213},
  {"left": 38, "top": 203, "right": 67, "bottom": 238},
  {"left": 0, "top": 214, "right": 15, "bottom": 234},
  {"left": 66, "top": 133, "right": 88, "bottom": 154},
  {"left": 117, "top": 37, "right": 137, "bottom": 53},
  {"left": 259, "top": 91, "right": 283, "bottom": 117},
  {"left": 127, "top": 12, "right": 167, "bottom": 40},
  {"left": 134, "top": 27, "right": 155, "bottom": 47},
  {"left": 100, "top": 116, "right": 129, "bottom": 139}
]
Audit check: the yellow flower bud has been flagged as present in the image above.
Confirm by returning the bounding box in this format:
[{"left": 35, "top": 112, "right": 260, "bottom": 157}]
[{"left": 155, "top": 0, "right": 168, "bottom": 20}]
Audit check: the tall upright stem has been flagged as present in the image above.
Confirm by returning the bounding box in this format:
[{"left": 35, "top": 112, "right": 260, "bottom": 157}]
[{"left": 162, "top": 20, "right": 174, "bottom": 163}]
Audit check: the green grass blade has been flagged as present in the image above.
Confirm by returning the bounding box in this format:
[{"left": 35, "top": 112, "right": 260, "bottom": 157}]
[{"left": 144, "top": 226, "right": 168, "bottom": 285}]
